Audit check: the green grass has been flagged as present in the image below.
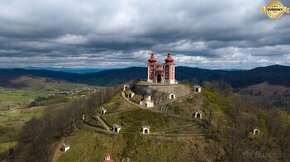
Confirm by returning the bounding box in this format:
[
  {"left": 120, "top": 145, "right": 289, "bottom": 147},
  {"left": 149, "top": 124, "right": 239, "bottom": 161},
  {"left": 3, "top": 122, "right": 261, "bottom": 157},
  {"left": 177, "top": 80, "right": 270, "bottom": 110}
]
[
  {"left": 0, "top": 88, "right": 50, "bottom": 153},
  {"left": 57, "top": 85, "right": 240, "bottom": 161},
  {"left": 59, "top": 88, "right": 210, "bottom": 161},
  {"left": 0, "top": 87, "right": 44, "bottom": 110},
  {"left": 0, "top": 83, "right": 100, "bottom": 154},
  {"left": 0, "top": 106, "right": 45, "bottom": 152},
  {"left": 96, "top": 93, "right": 134, "bottom": 113},
  {"left": 0, "top": 87, "right": 41, "bottom": 102},
  {"left": 59, "top": 128, "right": 126, "bottom": 162},
  {"left": 166, "top": 95, "right": 202, "bottom": 117},
  {"left": 202, "top": 88, "right": 230, "bottom": 113},
  {"left": 0, "top": 141, "right": 17, "bottom": 152},
  {"left": 102, "top": 109, "right": 193, "bottom": 133},
  {"left": 59, "top": 128, "right": 184, "bottom": 162},
  {"left": 0, "top": 106, "right": 44, "bottom": 123},
  {"left": 0, "top": 87, "right": 45, "bottom": 151}
]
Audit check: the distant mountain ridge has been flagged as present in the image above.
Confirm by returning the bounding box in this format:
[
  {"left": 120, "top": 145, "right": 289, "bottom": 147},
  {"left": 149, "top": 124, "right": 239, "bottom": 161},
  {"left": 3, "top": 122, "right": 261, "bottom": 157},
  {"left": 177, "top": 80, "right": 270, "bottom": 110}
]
[
  {"left": 22, "top": 67, "right": 106, "bottom": 73},
  {"left": 1, "top": 65, "right": 290, "bottom": 88}
]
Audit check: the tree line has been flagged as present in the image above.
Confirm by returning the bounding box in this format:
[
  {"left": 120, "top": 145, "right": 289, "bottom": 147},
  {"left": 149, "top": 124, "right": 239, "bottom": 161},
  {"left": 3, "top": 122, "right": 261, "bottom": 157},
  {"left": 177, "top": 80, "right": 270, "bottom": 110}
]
[{"left": 203, "top": 81, "right": 290, "bottom": 162}]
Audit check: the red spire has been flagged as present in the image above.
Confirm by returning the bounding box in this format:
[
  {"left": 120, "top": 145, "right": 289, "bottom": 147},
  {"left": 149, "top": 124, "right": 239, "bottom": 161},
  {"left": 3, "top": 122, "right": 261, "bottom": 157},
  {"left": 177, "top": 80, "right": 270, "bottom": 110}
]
[
  {"left": 148, "top": 53, "right": 157, "bottom": 63},
  {"left": 165, "top": 53, "right": 174, "bottom": 63}
]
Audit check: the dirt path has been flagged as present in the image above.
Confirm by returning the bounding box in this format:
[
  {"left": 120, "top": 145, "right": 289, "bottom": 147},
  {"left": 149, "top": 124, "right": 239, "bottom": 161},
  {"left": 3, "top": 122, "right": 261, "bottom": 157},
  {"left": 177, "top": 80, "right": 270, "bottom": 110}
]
[
  {"left": 81, "top": 91, "right": 207, "bottom": 139},
  {"left": 121, "top": 91, "right": 197, "bottom": 109},
  {"left": 162, "top": 92, "right": 198, "bottom": 105},
  {"left": 121, "top": 91, "right": 194, "bottom": 120},
  {"left": 95, "top": 115, "right": 111, "bottom": 131},
  {"left": 104, "top": 107, "right": 137, "bottom": 116},
  {"left": 51, "top": 137, "right": 65, "bottom": 162},
  {"left": 192, "top": 95, "right": 203, "bottom": 110},
  {"left": 83, "top": 119, "right": 207, "bottom": 139},
  {"left": 83, "top": 122, "right": 114, "bottom": 134}
]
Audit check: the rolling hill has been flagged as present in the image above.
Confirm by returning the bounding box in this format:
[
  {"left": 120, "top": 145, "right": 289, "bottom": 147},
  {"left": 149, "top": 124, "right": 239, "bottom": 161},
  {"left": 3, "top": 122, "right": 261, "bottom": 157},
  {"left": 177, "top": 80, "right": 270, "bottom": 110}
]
[{"left": 1, "top": 65, "right": 290, "bottom": 88}]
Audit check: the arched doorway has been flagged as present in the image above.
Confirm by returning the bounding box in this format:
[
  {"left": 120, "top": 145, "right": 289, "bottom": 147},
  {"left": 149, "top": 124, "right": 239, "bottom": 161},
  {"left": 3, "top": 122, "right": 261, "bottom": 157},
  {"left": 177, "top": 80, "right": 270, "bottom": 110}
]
[
  {"left": 253, "top": 129, "right": 260, "bottom": 135},
  {"left": 123, "top": 84, "right": 129, "bottom": 91},
  {"left": 157, "top": 74, "right": 162, "bottom": 83},
  {"left": 196, "top": 113, "right": 201, "bottom": 119},
  {"left": 169, "top": 93, "right": 176, "bottom": 99},
  {"left": 194, "top": 111, "right": 202, "bottom": 119},
  {"left": 142, "top": 126, "right": 150, "bottom": 134},
  {"left": 144, "top": 129, "right": 148, "bottom": 134}
]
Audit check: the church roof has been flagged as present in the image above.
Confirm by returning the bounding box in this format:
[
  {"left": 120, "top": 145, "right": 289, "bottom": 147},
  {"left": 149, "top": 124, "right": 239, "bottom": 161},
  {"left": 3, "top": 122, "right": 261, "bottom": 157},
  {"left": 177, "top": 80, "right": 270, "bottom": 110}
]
[
  {"left": 165, "top": 53, "right": 174, "bottom": 63},
  {"left": 148, "top": 53, "right": 157, "bottom": 63}
]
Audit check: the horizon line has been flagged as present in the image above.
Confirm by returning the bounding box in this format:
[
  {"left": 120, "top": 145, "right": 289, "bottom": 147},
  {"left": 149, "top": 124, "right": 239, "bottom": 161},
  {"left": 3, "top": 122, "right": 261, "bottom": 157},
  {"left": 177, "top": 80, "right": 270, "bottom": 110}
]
[{"left": 0, "top": 64, "right": 286, "bottom": 71}]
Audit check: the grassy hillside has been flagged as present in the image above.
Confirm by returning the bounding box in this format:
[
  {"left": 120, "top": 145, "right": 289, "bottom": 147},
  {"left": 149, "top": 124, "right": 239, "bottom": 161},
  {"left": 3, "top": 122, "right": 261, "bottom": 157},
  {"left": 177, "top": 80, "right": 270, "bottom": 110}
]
[
  {"left": 4, "top": 82, "right": 290, "bottom": 161},
  {"left": 57, "top": 87, "right": 228, "bottom": 162},
  {"left": 0, "top": 75, "right": 90, "bottom": 90},
  {"left": 59, "top": 128, "right": 187, "bottom": 162},
  {"left": 55, "top": 83, "right": 290, "bottom": 161}
]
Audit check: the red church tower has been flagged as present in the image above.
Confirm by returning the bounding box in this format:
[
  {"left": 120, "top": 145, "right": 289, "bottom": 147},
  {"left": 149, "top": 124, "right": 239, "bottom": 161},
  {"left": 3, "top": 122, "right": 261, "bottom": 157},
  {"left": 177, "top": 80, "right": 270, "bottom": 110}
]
[
  {"left": 164, "top": 53, "right": 176, "bottom": 84},
  {"left": 147, "top": 53, "right": 177, "bottom": 84},
  {"left": 147, "top": 53, "right": 157, "bottom": 82}
]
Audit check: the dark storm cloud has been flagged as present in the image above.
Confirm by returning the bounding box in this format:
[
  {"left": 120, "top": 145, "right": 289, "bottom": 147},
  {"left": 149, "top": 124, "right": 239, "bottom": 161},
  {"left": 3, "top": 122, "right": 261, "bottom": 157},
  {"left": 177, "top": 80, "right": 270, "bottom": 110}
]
[{"left": 0, "top": 0, "right": 290, "bottom": 69}]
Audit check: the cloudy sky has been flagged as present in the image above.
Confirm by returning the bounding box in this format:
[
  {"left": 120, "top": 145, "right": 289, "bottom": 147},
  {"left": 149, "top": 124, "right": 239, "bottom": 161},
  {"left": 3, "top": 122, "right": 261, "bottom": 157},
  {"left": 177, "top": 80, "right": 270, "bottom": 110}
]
[{"left": 0, "top": 0, "right": 290, "bottom": 69}]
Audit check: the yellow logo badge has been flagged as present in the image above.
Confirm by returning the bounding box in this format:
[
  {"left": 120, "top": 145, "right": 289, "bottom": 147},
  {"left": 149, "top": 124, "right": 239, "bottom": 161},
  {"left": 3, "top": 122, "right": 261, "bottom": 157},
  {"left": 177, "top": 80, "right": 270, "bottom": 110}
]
[{"left": 261, "top": 0, "right": 289, "bottom": 19}]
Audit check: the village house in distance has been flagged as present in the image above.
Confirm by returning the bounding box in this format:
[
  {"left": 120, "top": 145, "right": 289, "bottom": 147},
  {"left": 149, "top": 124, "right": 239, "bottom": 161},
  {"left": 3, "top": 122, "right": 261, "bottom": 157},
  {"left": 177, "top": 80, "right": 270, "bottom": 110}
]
[{"left": 122, "top": 52, "right": 202, "bottom": 109}]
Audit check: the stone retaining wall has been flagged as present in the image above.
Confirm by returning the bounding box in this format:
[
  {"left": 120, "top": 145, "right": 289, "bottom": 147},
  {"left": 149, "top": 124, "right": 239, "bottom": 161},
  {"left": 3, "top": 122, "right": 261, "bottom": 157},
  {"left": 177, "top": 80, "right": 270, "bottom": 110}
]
[{"left": 133, "top": 83, "right": 191, "bottom": 98}]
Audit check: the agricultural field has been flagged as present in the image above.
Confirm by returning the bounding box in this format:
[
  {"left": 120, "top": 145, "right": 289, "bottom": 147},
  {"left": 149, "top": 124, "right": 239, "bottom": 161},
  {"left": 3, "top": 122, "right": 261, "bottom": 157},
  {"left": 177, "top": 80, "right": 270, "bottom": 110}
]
[
  {"left": 0, "top": 87, "right": 43, "bottom": 109},
  {"left": 0, "top": 82, "right": 101, "bottom": 153},
  {"left": 0, "top": 88, "right": 46, "bottom": 152}
]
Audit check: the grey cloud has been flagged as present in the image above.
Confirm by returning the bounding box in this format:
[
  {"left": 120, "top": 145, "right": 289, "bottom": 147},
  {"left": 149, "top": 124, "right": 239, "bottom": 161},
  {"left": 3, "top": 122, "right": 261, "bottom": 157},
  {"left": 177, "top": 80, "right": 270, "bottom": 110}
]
[{"left": 0, "top": 0, "right": 290, "bottom": 69}]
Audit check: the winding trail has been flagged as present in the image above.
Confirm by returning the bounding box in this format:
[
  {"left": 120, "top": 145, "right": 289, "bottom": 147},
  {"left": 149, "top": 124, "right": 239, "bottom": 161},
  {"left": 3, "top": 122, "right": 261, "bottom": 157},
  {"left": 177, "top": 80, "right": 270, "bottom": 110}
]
[
  {"left": 103, "top": 107, "right": 137, "bottom": 116},
  {"left": 83, "top": 119, "right": 205, "bottom": 138},
  {"left": 52, "top": 89, "right": 204, "bottom": 162},
  {"left": 83, "top": 121, "right": 114, "bottom": 134},
  {"left": 121, "top": 91, "right": 198, "bottom": 109},
  {"left": 82, "top": 90, "right": 207, "bottom": 139},
  {"left": 51, "top": 137, "right": 65, "bottom": 162},
  {"left": 162, "top": 92, "right": 198, "bottom": 105},
  {"left": 94, "top": 115, "right": 111, "bottom": 131},
  {"left": 121, "top": 91, "right": 195, "bottom": 120},
  {"left": 84, "top": 122, "right": 206, "bottom": 138}
]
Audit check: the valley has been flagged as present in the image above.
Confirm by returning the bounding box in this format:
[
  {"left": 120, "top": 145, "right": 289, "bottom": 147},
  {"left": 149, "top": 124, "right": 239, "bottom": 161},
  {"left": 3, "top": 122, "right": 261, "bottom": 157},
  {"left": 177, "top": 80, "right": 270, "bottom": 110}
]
[
  {"left": 0, "top": 66, "right": 290, "bottom": 161},
  {"left": 0, "top": 77, "right": 99, "bottom": 156}
]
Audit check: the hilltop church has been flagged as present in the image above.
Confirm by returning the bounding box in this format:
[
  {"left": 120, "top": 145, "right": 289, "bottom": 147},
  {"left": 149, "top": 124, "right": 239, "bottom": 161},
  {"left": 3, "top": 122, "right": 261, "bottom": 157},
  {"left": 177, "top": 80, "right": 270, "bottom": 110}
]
[
  {"left": 123, "top": 52, "right": 192, "bottom": 108},
  {"left": 147, "top": 53, "right": 178, "bottom": 84}
]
